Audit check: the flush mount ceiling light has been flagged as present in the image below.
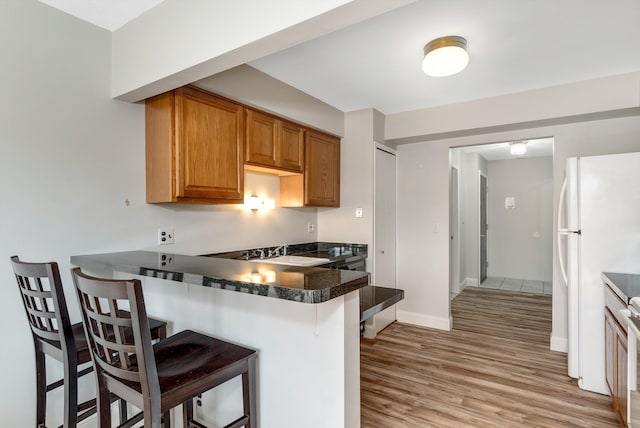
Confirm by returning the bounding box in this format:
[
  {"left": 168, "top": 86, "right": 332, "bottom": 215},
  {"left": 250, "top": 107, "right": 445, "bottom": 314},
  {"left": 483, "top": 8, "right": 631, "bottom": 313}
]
[
  {"left": 422, "top": 36, "right": 469, "bottom": 77},
  {"left": 510, "top": 141, "right": 528, "bottom": 156}
]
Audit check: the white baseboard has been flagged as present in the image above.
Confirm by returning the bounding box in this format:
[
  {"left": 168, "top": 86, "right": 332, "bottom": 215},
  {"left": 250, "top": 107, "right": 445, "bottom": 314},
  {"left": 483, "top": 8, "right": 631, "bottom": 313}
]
[
  {"left": 550, "top": 334, "right": 568, "bottom": 353},
  {"left": 397, "top": 310, "right": 451, "bottom": 331},
  {"left": 461, "top": 278, "right": 478, "bottom": 288}
]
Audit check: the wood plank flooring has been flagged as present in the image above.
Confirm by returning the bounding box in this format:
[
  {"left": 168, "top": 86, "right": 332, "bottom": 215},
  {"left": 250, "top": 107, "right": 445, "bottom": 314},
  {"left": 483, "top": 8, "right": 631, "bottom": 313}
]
[{"left": 360, "top": 287, "right": 619, "bottom": 427}]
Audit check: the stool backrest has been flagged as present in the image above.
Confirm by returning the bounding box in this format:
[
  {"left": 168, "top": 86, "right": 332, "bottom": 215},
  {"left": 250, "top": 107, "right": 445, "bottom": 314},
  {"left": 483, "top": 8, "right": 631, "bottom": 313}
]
[
  {"left": 71, "top": 268, "right": 159, "bottom": 399},
  {"left": 10, "top": 256, "right": 76, "bottom": 356}
]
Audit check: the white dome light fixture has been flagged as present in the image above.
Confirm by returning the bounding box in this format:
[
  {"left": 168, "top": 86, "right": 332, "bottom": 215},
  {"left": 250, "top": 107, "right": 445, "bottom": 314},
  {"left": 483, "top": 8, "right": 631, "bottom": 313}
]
[
  {"left": 510, "top": 141, "right": 528, "bottom": 156},
  {"left": 422, "top": 36, "right": 469, "bottom": 77}
]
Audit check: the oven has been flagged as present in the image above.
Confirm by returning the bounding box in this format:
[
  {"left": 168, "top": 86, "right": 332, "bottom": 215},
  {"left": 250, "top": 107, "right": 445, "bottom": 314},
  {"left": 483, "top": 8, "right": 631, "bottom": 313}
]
[{"left": 625, "top": 297, "right": 640, "bottom": 427}]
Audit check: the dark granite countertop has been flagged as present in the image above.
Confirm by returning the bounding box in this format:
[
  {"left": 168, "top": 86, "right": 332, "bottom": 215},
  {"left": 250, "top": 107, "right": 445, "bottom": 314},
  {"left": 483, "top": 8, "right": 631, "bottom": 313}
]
[
  {"left": 70, "top": 251, "right": 368, "bottom": 304},
  {"left": 359, "top": 286, "right": 404, "bottom": 323},
  {"left": 602, "top": 272, "right": 640, "bottom": 303},
  {"left": 205, "top": 242, "right": 367, "bottom": 267}
]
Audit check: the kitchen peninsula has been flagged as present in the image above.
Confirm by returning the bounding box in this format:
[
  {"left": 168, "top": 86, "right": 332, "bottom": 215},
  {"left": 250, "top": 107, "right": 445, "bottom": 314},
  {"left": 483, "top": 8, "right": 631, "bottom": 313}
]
[{"left": 71, "top": 250, "right": 368, "bottom": 428}]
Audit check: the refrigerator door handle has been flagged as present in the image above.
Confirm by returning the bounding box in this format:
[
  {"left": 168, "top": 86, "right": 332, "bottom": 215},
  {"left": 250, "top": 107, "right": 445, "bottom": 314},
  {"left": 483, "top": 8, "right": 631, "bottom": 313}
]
[{"left": 557, "top": 175, "right": 569, "bottom": 287}]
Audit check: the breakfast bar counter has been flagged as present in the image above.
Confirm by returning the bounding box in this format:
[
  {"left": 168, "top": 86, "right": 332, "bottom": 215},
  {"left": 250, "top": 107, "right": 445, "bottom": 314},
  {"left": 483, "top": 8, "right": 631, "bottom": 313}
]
[
  {"left": 70, "top": 250, "right": 368, "bottom": 303},
  {"left": 71, "top": 250, "right": 365, "bottom": 428}
]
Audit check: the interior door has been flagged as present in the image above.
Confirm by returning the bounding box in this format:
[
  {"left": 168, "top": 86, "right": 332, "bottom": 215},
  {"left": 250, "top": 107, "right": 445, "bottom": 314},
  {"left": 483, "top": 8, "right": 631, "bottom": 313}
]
[
  {"left": 449, "top": 167, "right": 459, "bottom": 294},
  {"left": 479, "top": 173, "right": 488, "bottom": 284},
  {"left": 372, "top": 146, "right": 397, "bottom": 336}
]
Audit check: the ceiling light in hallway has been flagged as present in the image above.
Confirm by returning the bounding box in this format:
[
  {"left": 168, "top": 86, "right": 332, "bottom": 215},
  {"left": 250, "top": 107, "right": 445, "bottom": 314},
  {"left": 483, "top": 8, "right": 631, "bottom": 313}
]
[{"left": 510, "top": 141, "right": 528, "bottom": 156}]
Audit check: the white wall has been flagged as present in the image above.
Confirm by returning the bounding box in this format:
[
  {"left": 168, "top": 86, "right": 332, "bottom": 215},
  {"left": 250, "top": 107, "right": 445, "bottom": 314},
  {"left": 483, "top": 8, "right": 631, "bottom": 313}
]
[
  {"left": 0, "top": 2, "right": 324, "bottom": 426},
  {"left": 487, "top": 157, "right": 553, "bottom": 281},
  {"left": 386, "top": 72, "right": 640, "bottom": 143},
  {"left": 396, "top": 142, "right": 452, "bottom": 330}
]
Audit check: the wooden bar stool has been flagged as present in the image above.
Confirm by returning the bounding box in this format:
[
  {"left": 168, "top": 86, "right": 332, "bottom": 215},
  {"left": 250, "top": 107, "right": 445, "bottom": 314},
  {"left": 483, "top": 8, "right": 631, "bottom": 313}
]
[
  {"left": 71, "top": 268, "right": 257, "bottom": 428},
  {"left": 10, "top": 256, "right": 168, "bottom": 428}
]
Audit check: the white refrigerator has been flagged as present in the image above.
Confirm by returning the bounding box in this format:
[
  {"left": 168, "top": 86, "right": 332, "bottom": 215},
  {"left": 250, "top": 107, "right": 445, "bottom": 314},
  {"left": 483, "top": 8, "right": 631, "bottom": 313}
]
[{"left": 558, "top": 151, "right": 640, "bottom": 395}]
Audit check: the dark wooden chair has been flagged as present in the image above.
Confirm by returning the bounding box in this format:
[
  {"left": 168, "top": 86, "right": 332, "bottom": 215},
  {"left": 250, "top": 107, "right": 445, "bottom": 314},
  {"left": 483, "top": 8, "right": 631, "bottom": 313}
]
[
  {"left": 71, "top": 268, "right": 257, "bottom": 428},
  {"left": 10, "top": 256, "right": 167, "bottom": 428}
]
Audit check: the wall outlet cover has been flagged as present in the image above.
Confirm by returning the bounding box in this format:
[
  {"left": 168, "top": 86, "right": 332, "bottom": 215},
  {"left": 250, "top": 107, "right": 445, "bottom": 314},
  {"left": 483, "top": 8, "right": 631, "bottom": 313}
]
[{"left": 157, "top": 227, "right": 174, "bottom": 245}]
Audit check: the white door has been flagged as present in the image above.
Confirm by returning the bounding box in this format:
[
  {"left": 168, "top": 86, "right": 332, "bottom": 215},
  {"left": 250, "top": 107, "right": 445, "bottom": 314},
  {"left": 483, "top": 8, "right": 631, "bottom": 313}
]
[
  {"left": 479, "top": 173, "right": 488, "bottom": 284},
  {"left": 371, "top": 146, "right": 397, "bottom": 336},
  {"left": 450, "top": 167, "right": 460, "bottom": 295}
]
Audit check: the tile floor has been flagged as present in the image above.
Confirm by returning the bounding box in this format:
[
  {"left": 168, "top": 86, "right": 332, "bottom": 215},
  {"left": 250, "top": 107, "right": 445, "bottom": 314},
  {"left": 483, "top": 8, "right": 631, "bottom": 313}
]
[{"left": 479, "top": 277, "right": 552, "bottom": 295}]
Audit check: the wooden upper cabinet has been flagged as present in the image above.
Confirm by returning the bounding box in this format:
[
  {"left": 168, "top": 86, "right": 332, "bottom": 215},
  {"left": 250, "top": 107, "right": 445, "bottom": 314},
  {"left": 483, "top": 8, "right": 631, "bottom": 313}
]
[
  {"left": 304, "top": 130, "right": 340, "bottom": 207},
  {"left": 245, "top": 108, "right": 304, "bottom": 173},
  {"left": 280, "top": 130, "right": 340, "bottom": 207},
  {"left": 279, "top": 120, "right": 305, "bottom": 172},
  {"left": 145, "top": 86, "right": 244, "bottom": 204}
]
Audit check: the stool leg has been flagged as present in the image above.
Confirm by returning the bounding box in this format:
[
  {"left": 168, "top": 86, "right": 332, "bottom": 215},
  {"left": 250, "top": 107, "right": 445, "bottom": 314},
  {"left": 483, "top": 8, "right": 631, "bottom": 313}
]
[
  {"left": 119, "top": 398, "right": 127, "bottom": 424},
  {"left": 182, "top": 399, "right": 193, "bottom": 428},
  {"left": 35, "top": 348, "right": 47, "bottom": 428},
  {"left": 243, "top": 355, "right": 257, "bottom": 428},
  {"left": 63, "top": 355, "right": 79, "bottom": 428},
  {"left": 96, "top": 374, "right": 111, "bottom": 428}
]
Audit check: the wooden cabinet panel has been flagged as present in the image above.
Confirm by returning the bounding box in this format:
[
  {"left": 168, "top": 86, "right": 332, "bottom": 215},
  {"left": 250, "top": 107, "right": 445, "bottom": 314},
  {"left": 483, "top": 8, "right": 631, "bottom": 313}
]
[
  {"left": 304, "top": 130, "right": 340, "bottom": 207},
  {"left": 605, "top": 284, "right": 629, "bottom": 428},
  {"left": 245, "top": 109, "right": 277, "bottom": 167},
  {"left": 279, "top": 129, "right": 340, "bottom": 208},
  {"left": 605, "top": 309, "right": 616, "bottom": 396},
  {"left": 245, "top": 109, "right": 303, "bottom": 173},
  {"left": 279, "top": 120, "right": 304, "bottom": 172},
  {"left": 146, "top": 86, "right": 244, "bottom": 204},
  {"left": 617, "top": 329, "right": 628, "bottom": 427}
]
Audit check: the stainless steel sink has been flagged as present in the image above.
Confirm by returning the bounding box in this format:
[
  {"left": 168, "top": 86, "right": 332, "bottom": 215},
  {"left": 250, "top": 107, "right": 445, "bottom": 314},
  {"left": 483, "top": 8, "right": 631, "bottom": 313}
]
[{"left": 248, "top": 255, "right": 331, "bottom": 267}]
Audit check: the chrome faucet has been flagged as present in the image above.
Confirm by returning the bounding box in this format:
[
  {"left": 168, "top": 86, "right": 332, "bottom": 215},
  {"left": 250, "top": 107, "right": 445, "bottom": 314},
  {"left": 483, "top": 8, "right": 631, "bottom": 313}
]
[{"left": 269, "top": 244, "right": 289, "bottom": 258}]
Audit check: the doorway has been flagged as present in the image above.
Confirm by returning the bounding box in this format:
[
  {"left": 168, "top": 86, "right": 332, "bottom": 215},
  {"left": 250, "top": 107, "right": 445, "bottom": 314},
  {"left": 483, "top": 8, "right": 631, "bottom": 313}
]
[{"left": 449, "top": 138, "right": 554, "bottom": 301}]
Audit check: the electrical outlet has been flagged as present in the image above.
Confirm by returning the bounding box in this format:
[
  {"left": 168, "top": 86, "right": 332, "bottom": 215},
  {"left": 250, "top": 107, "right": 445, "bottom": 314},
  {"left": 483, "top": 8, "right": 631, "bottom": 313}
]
[
  {"left": 157, "top": 227, "right": 174, "bottom": 245},
  {"left": 355, "top": 208, "right": 363, "bottom": 218},
  {"left": 307, "top": 222, "right": 315, "bottom": 233}
]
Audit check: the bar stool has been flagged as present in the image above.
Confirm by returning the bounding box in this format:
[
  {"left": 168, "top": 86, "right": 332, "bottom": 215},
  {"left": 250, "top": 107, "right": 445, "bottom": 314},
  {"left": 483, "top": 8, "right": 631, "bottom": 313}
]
[
  {"left": 71, "top": 268, "right": 257, "bottom": 428},
  {"left": 10, "top": 256, "right": 168, "bottom": 428}
]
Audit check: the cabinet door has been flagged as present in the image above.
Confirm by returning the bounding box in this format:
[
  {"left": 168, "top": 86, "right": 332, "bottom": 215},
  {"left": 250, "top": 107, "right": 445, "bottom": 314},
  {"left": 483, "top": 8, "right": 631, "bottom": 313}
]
[
  {"left": 279, "top": 120, "right": 304, "bottom": 172},
  {"left": 605, "top": 309, "right": 617, "bottom": 398},
  {"left": 246, "top": 109, "right": 277, "bottom": 167},
  {"left": 617, "top": 325, "right": 628, "bottom": 426},
  {"left": 304, "top": 130, "right": 340, "bottom": 207},
  {"left": 175, "top": 87, "right": 244, "bottom": 202}
]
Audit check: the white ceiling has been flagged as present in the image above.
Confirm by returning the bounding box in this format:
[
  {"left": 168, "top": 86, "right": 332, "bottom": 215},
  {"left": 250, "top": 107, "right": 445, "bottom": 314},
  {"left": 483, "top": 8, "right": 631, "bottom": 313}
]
[
  {"left": 38, "top": 0, "right": 165, "bottom": 31},
  {"left": 459, "top": 138, "right": 553, "bottom": 161},
  {"left": 39, "top": 0, "right": 640, "bottom": 114},
  {"left": 249, "top": 0, "right": 640, "bottom": 114}
]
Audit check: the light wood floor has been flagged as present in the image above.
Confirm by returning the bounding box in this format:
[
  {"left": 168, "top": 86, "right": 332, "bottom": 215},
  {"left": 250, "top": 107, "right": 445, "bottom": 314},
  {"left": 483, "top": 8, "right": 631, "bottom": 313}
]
[{"left": 360, "top": 287, "right": 619, "bottom": 428}]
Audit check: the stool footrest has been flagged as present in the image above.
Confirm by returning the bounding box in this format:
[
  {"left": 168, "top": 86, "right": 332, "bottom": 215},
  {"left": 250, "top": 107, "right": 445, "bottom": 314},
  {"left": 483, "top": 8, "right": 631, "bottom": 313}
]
[
  {"left": 118, "top": 410, "right": 144, "bottom": 428},
  {"left": 221, "top": 415, "right": 250, "bottom": 428}
]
